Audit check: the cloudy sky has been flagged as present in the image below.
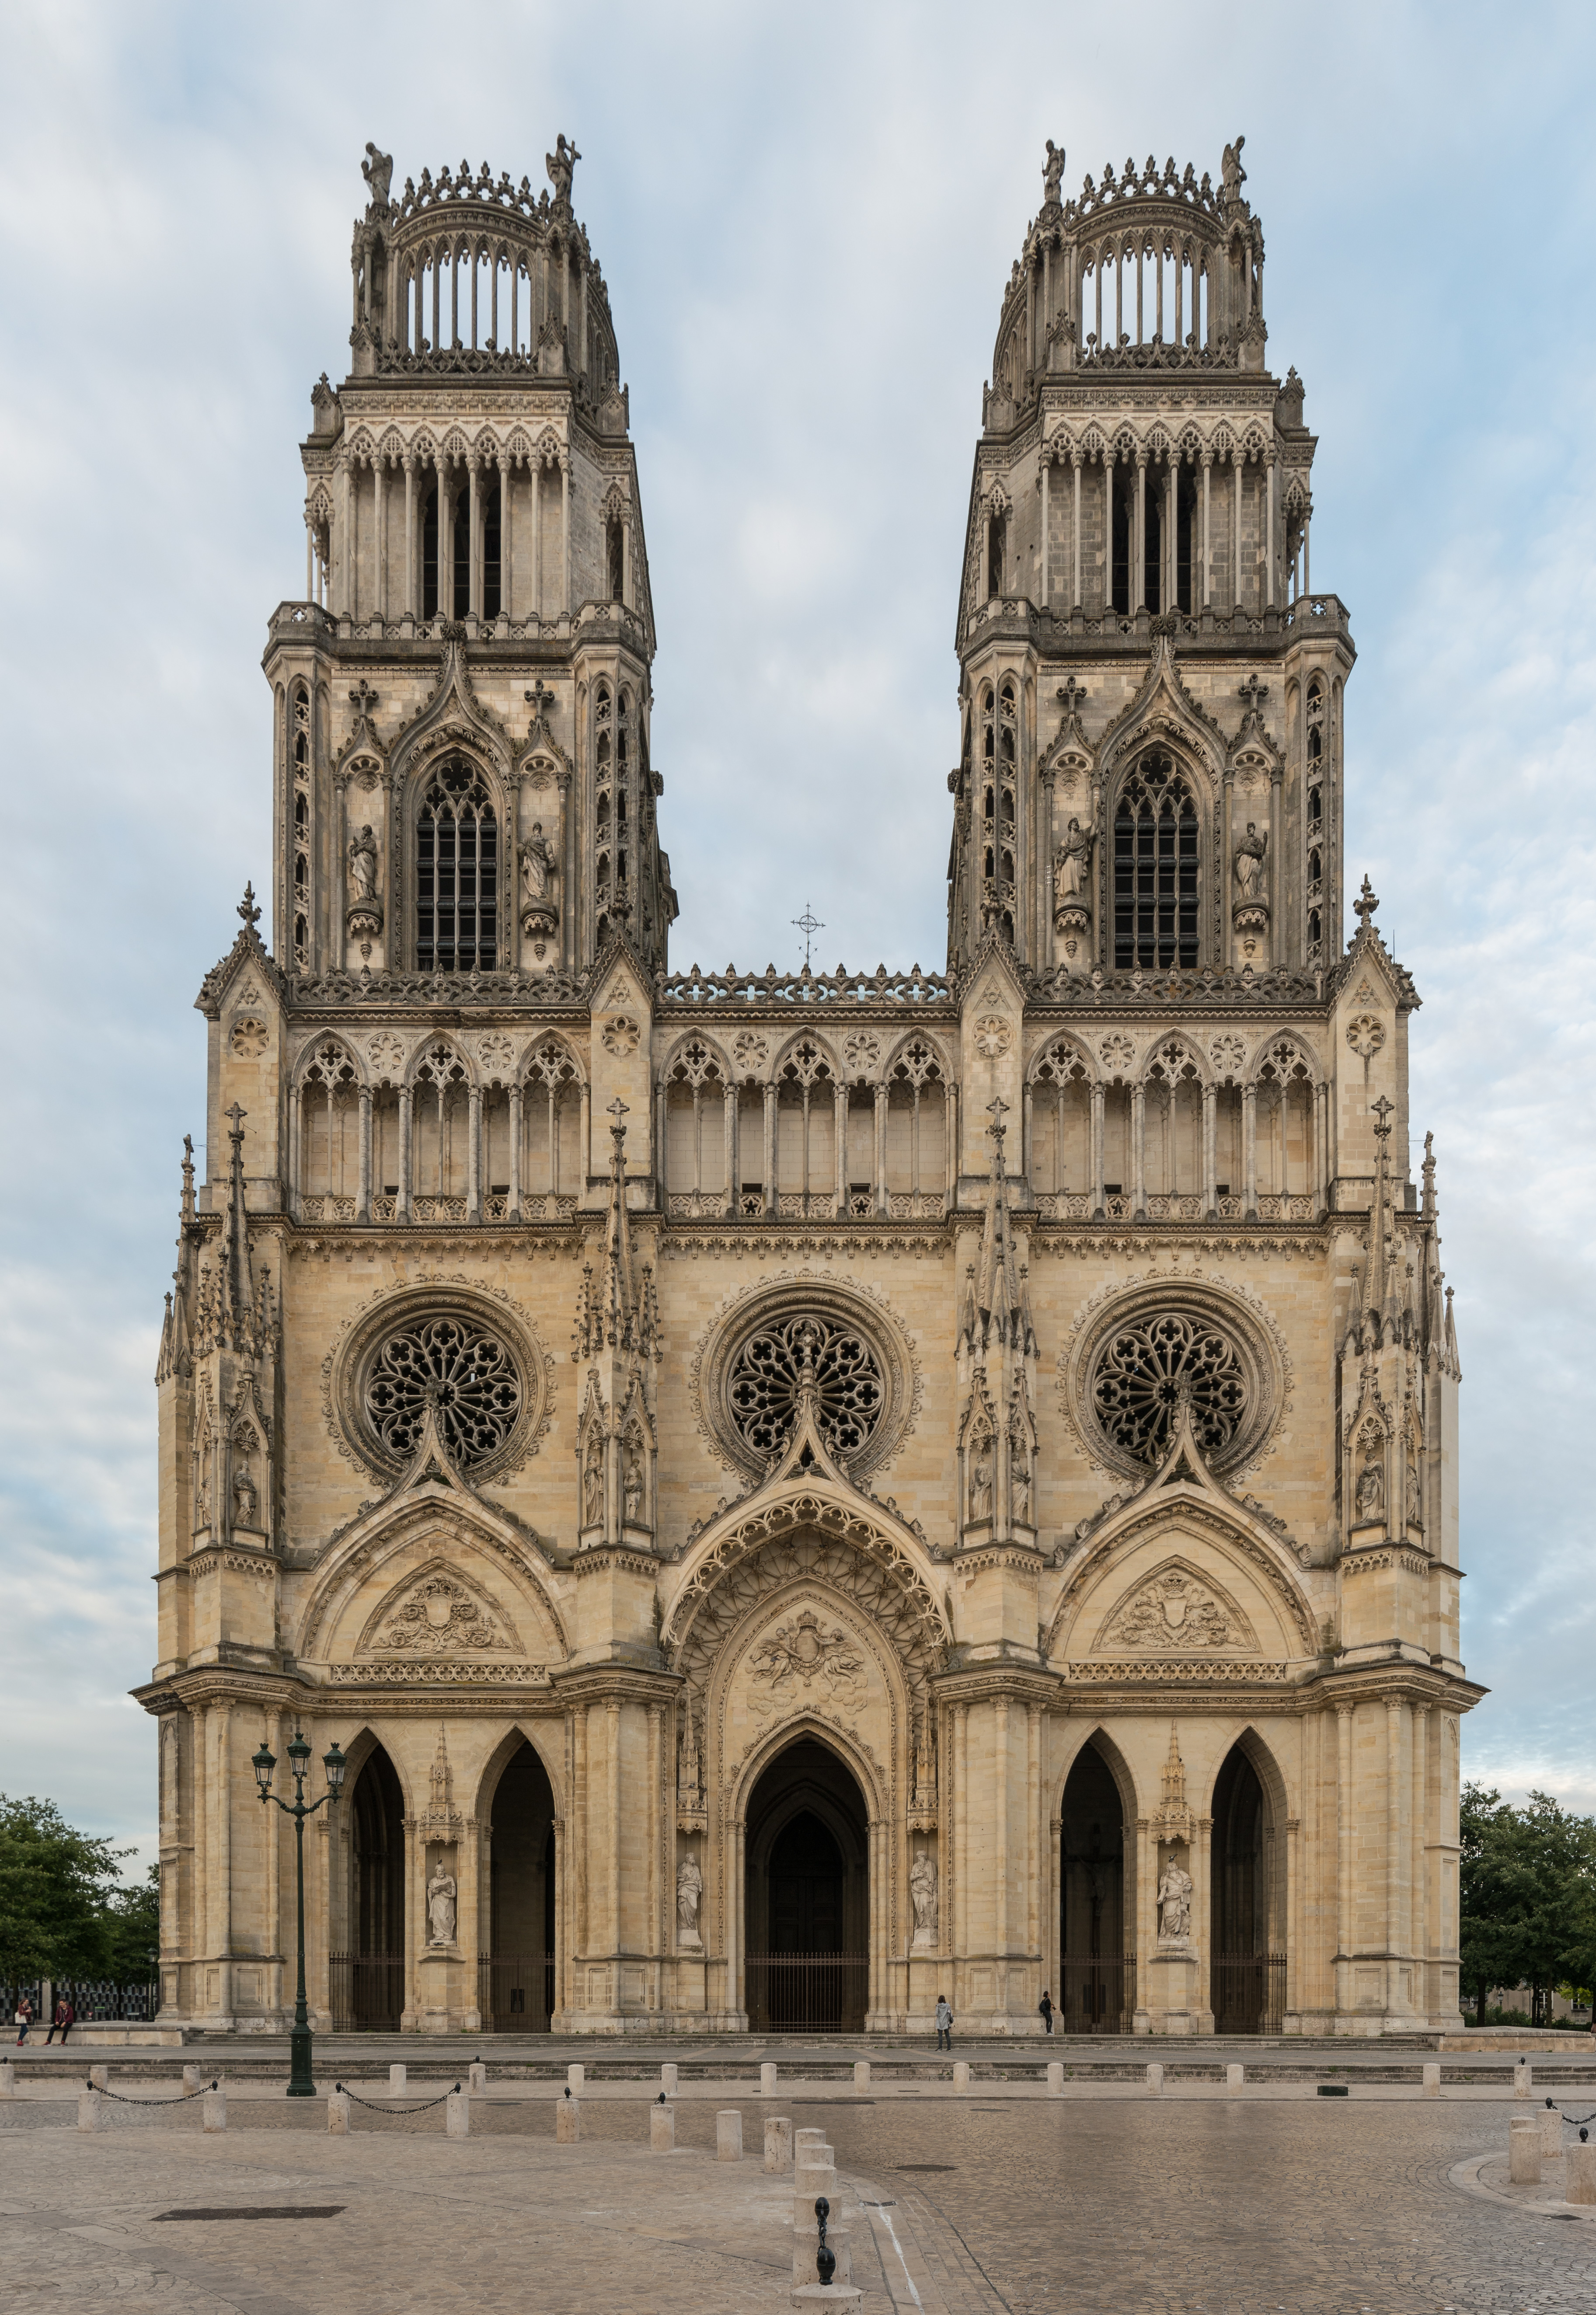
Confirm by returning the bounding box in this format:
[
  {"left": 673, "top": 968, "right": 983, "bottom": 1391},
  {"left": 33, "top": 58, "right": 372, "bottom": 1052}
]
[{"left": 2, "top": 0, "right": 1593, "bottom": 1869}]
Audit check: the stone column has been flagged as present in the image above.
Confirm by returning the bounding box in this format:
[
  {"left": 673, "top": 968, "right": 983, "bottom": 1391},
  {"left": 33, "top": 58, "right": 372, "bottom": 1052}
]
[
  {"left": 1164, "top": 457, "right": 1177, "bottom": 612},
  {"left": 1071, "top": 450, "right": 1083, "bottom": 609},
  {"left": 1221, "top": 765, "right": 1235, "bottom": 970},
  {"left": 723, "top": 1083, "right": 738, "bottom": 1220},
  {"left": 397, "top": 1085, "right": 412, "bottom": 1222},
  {"left": 1265, "top": 451, "right": 1277, "bottom": 609},
  {"left": 1201, "top": 451, "right": 1213, "bottom": 608},
  {"left": 212, "top": 1703, "right": 232, "bottom": 2010},
  {"left": 1386, "top": 1697, "right": 1405, "bottom": 2013},
  {"left": 467, "top": 1084, "right": 482, "bottom": 1221},
  {"left": 1269, "top": 763, "right": 1284, "bottom": 968},
  {"left": 1232, "top": 449, "right": 1244, "bottom": 614},
  {"left": 1131, "top": 1083, "right": 1146, "bottom": 1218},
  {"left": 374, "top": 459, "right": 387, "bottom": 622},
  {"left": 1314, "top": 1081, "right": 1329, "bottom": 1215},
  {"left": 832, "top": 1079, "right": 848, "bottom": 1219},
  {"left": 1242, "top": 1082, "right": 1257, "bottom": 1217},
  {"left": 1192, "top": 1813, "right": 1213, "bottom": 2030},
  {"left": 762, "top": 1082, "right": 777, "bottom": 1217},
  {"left": 1202, "top": 1083, "right": 1216, "bottom": 1213},
  {"left": 1336, "top": 1705, "right": 1353, "bottom": 2016},
  {"left": 508, "top": 1083, "right": 523, "bottom": 1222},
  {"left": 1411, "top": 1706, "right": 1429, "bottom": 2015},
  {"left": 357, "top": 1085, "right": 372, "bottom": 1223},
  {"left": 1090, "top": 1082, "right": 1105, "bottom": 1214},
  {"left": 467, "top": 455, "right": 481, "bottom": 621},
  {"left": 1039, "top": 454, "right": 1050, "bottom": 609},
  {"left": 333, "top": 770, "right": 349, "bottom": 967},
  {"left": 401, "top": 456, "right": 415, "bottom": 619},
  {"left": 559, "top": 450, "right": 571, "bottom": 616},
  {"left": 1133, "top": 453, "right": 1147, "bottom": 613},
  {"left": 501, "top": 452, "right": 515, "bottom": 621}
]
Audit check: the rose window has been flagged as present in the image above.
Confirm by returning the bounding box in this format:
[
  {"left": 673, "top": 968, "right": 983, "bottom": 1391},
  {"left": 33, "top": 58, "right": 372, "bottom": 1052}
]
[
  {"left": 1090, "top": 1313, "right": 1249, "bottom": 1468},
  {"left": 363, "top": 1316, "right": 521, "bottom": 1467},
  {"left": 726, "top": 1316, "right": 885, "bottom": 1461}
]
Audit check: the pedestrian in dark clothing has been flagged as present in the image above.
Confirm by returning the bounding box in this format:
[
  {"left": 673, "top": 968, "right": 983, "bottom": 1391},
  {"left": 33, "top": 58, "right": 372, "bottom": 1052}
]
[
  {"left": 46, "top": 1998, "right": 74, "bottom": 2045},
  {"left": 1038, "top": 1989, "right": 1054, "bottom": 2033},
  {"left": 935, "top": 1993, "right": 953, "bottom": 2053}
]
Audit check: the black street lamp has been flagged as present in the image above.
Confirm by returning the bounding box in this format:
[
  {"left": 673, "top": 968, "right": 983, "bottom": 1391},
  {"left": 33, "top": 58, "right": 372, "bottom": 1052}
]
[{"left": 253, "top": 1728, "right": 346, "bottom": 2097}]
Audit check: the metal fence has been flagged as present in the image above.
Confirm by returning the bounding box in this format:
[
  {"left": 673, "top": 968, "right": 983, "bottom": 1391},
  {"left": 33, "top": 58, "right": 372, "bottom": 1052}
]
[
  {"left": 4, "top": 1981, "right": 42, "bottom": 2029},
  {"left": 1058, "top": 1956, "right": 1138, "bottom": 2034},
  {"left": 51, "top": 1980, "right": 160, "bottom": 2023},
  {"left": 327, "top": 1953, "right": 406, "bottom": 2032},
  {"left": 1212, "top": 1952, "right": 1287, "bottom": 2034},
  {"left": 476, "top": 1953, "right": 555, "bottom": 2033},
  {"left": 744, "top": 1953, "right": 869, "bottom": 2034}
]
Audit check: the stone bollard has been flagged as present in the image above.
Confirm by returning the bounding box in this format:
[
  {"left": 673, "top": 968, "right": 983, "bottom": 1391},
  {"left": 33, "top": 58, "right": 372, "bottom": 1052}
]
[
  {"left": 388, "top": 2063, "right": 406, "bottom": 2097},
  {"left": 1509, "top": 2113, "right": 1540, "bottom": 2184},
  {"left": 327, "top": 2090, "right": 350, "bottom": 2135},
  {"left": 556, "top": 2092, "right": 582, "bottom": 2144},
  {"left": 1539, "top": 2101, "right": 1564, "bottom": 2158},
  {"left": 717, "top": 2108, "right": 743, "bottom": 2161},
  {"left": 661, "top": 2062, "right": 678, "bottom": 2096},
  {"left": 0, "top": 2060, "right": 15, "bottom": 2098},
  {"left": 468, "top": 2062, "right": 487, "bottom": 2094},
  {"left": 1568, "top": 2142, "right": 1596, "bottom": 2206},
  {"left": 89, "top": 2064, "right": 109, "bottom": 2091},
  {"left": 854, "top": 2060, "right": 870, "bottom": 2091},
  {"left": 183, "top": 2064, "right": 204, "bottom": 2093},
  {"left": 446, "top": 2090, "right": 470, "bottom": 2140},
  {"left": 77, "top": 2088, "right": 104, "bottom": 2133},
  {"left": 567, "top": 2062, "right": 585, "bottom": 2092},
  {"left": 953, "top": 2060, "right": 970, "bottom": 2091},
  {"left": 1422, "top": 2063, "right": 1440, "bottom": 2099},
  {"left": 651, "top": 2099, "right": 676, "bottom": 2151},
  {"left": 202, "top": 2088, "right": 227, "bottom": 2133},
  {"left": 764, "top": 2114, "right": 792, "bottom": 2172},
  {"left": 1226, "top": 2063, "right": 1244, "bottom": 2096},
  {"left": 1146, "top": 2063, "right": 1164, "bottom": 2095},
  {"left": 1513, "top": 2060, "right": 1532, "bottom": 2101},
  {"left": 761, "top": 2061, "right": 778, "bottom": 2096},
  {"left": 1047, "top": 2061, "right": 1063, "bottom": 2096}
]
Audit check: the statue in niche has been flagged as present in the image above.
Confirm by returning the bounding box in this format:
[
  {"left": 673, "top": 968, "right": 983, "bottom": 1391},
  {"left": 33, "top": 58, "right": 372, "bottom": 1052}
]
[
  {"left": 348, "top": 823, "right": 379, "bottom": 903},
  {"left": 1221, "top": 135, "right": 1247, "bottom": 206},
  {"left": 582, "top": 1440, "right": 603, "bottom": 1528},
  {"left": 546, "top": 134, "right": 581, "bottom": 209},
  {"left": 520, "top": 825, "right": 558, "bottom": 909},
  {"left": 231, "top": 1462, "right": 258, "bottom": 1527},
  {"left": 1234, "top": 822, "right": 1268, "bottom": 905},
  {"left": 426, "top": 1865, "right": 457, "bottom": 1947},
  {"left": 361, "top": 143, "right": 393, "bottom": 212},
  {"left": 1053, "top": 818, "right": 1092, "bottom": 911},
  {"left": 1042, "top": 139, "right": 1066, "bottom": 206},
  {"left": 676, "top": 1854, "right": 703, "bottom": 1948},
  {"left": 1012, "top": 1454, "right": 1031, "bottom": 1527},
  {"left": 1356, "top": 1457, "right": 1384, "bottom": 1521},
  {"left": 1405, "top": 1457, "right": 1422, "bottom": 1524},
  {"left": 969, "top": 1443, "right": 993, "bottom": 1524},
  {"left": 910, "top": 1847, "right": 939, "bottom": 1949},
  {"left": 623, "top": 1440, "right": 644, "bottom": 1524},
  {"left": 1157, "top": 1856, "right": 1193, "bottom": 1942}
]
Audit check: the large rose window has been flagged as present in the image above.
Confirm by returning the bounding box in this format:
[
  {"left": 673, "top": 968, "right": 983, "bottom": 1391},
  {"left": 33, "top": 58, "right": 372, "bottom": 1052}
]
[
  {"left": 1090, "top": 1313, "right": 1248, "bottom": 1467},
  {"left": 362, "top": 1315, "right": 521, "bottom": 1467},
  {"left": 726, "top": 1315, "right": 885, "bottom": 1461}
]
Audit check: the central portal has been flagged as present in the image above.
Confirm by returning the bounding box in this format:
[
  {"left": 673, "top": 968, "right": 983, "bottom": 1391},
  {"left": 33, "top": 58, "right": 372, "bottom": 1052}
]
[{"left": 744, "top": 1736, "right": 868, "bottom": 2033}]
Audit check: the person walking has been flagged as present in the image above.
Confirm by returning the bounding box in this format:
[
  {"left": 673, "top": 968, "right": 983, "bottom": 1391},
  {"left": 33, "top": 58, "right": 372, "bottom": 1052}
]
[
  {"left": 1038, "top": 1988, "right": 1054, "bottom": 2034},
  {"left": 935, "top": 1993, "right": 953, "bottom": 2054},
  {"left": 14, "top": 1994, "right": 34, "bottom": 2046},
  {"left": 45, "top": 1996, "right": 74, "bottom": 2046}
]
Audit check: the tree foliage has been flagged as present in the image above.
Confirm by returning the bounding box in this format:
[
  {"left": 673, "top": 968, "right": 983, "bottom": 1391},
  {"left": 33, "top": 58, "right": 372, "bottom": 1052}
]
[
  {"left": 1459, "top": 1782, "right": 1596, "bottom": 2027},
  {"left": 0, "top": 1796, "right": 156, "bottom": 1986}
]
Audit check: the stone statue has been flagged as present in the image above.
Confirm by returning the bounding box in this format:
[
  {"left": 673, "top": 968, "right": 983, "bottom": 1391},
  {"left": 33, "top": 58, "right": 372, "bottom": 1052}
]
[
  {"left": 623, "top": 1442, "right": 643, "bottom": 1524},
  {"left": 520, "top": 823, "right": 557, "bottom": 907},
  {"left": 1356, "top": 1457, "right": 1384, "bottom": 1521},
  {"left": 426, "top": 1865, "right": 457, "bottom": 1947},
  {"left": 231, "top": 1463, "right": 258, "bottom": 1525},
  {"left": 1157, "top": 1857, "right": 1193, "bottom": 1942},
  {"left": 1012, "top": 1456, "right": 1031, "bottom": 1526},
  {"left": 910, "top": 1847, "right": 939, "bottom": 1949},
  {"left": 1405, "top": 1456, "right": 1422, "bottom": 1524},
  {"left": 1221, "top": 135, "right": 1247, "bottom": 206},
  {"left": 361, "top": 143, "right": 393, "bottom": 212},
  {"left": 970, "top": 1444, "right": 993, "bottom": 1524},
  {"left": 1053, "top": 818, "right": 1091, "bottom": 909},
  {"left": 583, "top": 1442, "right": 603, "bottom": 1527},
  {"left": 676, "top": 1854, "right": 703, "bottom": 1946},
  {"left": 348, "top": 823, "right": 379, "bottom": 903},
  {"left": 1234, "top": 822, "right": 1268, "bottom": 904},
  {"left": 546, "top": 134, "right": 581, "bottom": 209},
  {"left": 1042, "top": 139, "right": 1066, "bottom": 206}
]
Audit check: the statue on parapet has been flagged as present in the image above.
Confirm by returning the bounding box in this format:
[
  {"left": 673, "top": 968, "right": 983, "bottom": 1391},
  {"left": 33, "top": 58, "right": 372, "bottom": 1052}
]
[
  {"left": 362, "top": 142, "right": 393, "bottom": 214},
  {"left": 1042, "top": 139, "right": 1066, "bottom": 206},
  {"left": 546, "top": 133, "right": 581, "bottom": 211},
  {"left": 1220, "top": 135, "right": 1247, "bottom": 208}
]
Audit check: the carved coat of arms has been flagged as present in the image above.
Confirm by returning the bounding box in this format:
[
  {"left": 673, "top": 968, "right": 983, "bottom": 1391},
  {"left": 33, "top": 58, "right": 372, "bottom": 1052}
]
[{"left": 746, "top": 1607, "right": 865, "bottom": 1715}]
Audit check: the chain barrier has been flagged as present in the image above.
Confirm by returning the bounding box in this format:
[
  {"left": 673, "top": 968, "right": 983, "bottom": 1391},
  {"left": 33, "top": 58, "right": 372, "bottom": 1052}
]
[
  {"left": 84, "top": 2078, "right": 217, "bottom": 2106},
  {"left": 333, "top": 2081, "right": 461, "bottom": 2115},
  {"left": 1548, "top": 2098, "right": 1596, "bottom": 2138}
]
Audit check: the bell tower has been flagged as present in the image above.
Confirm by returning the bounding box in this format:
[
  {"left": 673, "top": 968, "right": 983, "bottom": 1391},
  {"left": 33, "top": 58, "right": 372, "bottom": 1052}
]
[{"left": 948, "top": 137, "right": 1346, "bottom": 987}]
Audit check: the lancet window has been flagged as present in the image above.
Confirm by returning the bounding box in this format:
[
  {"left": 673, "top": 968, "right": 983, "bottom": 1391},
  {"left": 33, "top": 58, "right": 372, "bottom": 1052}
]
[
  {"left": 1305, "top": 678, "right": 1325, "bottom": 964},
  {"left": 411, "top": 1042, "right": 471, "bottom": 1220},
  {"left": 1254, "top": 1040, "right": 1319, "bottom": 1213},
  {"left": 1113, "top": 752, "right": 1199, "bottom": 969},
  {"left": 775, "top": 1040, "right": 840, "bottom": 1219},
  {"left": 290, "top": 682, "right": 311, "bottom": 969},
  {"left": 296, "top": 1041, "right": 358, "bottom": 1219},
  {"left": 422, "top": 481, "right": 440, "bottom": 619},
  {"left": 593, "top": 682, "right": 631, "bottom": 948},
  {"left": 520, "top": 1038, "right": 581, "bottom": 1216},
  {"left": 884, "top": 1040, "right": 948, "bottom": 1215},
  {"left": 416, "top": 762, "right": 498, "bottom": 972},
  {"left": 1029, "top": 1046, "right": 1091, "bottom": 1203},
  {"left": 666, "top": 1040, "right": 731, "bottom": 1217},
  {"left": 978, "top": 683, "right": 1018, "bottom": 946}
]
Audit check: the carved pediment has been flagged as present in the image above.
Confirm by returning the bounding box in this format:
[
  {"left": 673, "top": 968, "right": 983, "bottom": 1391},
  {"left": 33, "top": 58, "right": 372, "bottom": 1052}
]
[
  {"left": 357, "top": 1560, "right": 521, "bottom": 1656},
  {"left": 1092, "top": 1558, "right": 1258, "bottom": 1655}
]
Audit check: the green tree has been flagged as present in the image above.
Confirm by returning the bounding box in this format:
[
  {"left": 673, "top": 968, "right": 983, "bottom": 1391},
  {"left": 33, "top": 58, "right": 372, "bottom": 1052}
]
[
  {"left": 1458, "top": 1783, "right": 1596, "bottom": 2028},
  {"left": 1459, "top": 1783, "right": 1526, "bottom": 2026},
  {"left": 0, "top": 1796, "right": 139, "bottom": 1986},
  {"left": 102, "top": 1863, "right": 161, "bottom": 1987}
]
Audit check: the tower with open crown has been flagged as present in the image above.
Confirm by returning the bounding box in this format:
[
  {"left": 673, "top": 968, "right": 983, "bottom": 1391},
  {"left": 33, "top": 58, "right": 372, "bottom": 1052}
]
[{"left": 140, "top": 137, "right": 1475, "bottom": 2046}]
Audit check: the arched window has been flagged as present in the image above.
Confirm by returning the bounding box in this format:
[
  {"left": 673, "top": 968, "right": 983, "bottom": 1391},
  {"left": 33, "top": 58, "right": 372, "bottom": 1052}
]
[
  {"left": 1304, "top": 678, "right": 1325, "bottom": 964},
  {"left": 606, "top": 512, "right": 624, "bottom": 601},
  {"left": 290, "top": 683, "right": 311, "bottom": 970},
  {"left": 421, "top": 483, "right": 439, "bottom": 620},
  {"left": 594, "top": 682, "right": 613, "bottom": 945},
  {"left": 451, "top": 486, "right": 470, "bottom": 619},
  {"left": 1113, "top": 751, "right": 1199, "bottom": 969},
  {"left": 483, "top": 478, "right": 502, "bottom": 620},
  {"left": 416, "top": 762, "right": 497, "bottom": 972}
]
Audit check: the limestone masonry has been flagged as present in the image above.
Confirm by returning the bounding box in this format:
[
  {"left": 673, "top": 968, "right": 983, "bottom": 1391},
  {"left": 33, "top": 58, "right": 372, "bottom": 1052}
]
[{"left": 139, "top": 133, "right": 1478, "bottom": 2040}]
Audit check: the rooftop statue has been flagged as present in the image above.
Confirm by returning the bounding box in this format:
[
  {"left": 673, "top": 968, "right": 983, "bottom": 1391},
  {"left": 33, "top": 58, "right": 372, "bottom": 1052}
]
[
  {"left": 362, "top": 141, "right": 393, "bottom": 215},
  {"left": 1221, "top": 134, "right": 1247, "bottom": 207},
  {"left": 546, "top": 132, "right": 581, "bottom": 212},
  {"left": 1042, "top": 139, "right": 1066, "bottom": 207}
]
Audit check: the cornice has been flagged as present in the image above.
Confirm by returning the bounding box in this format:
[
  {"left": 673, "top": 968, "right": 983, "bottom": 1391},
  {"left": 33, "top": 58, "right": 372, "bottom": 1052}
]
[
  {"left": 571, "top": 1546, "right": 661, "bottom": 1582},
  {"left": 931, "top": 1665, "right": 1062, "bottom": 1708},
  {"left": 550, "top": 1664, "right": 681, "bottom": 1708}
]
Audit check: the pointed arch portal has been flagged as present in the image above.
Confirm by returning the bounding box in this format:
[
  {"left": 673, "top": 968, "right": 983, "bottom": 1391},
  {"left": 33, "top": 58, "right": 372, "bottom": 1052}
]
[
  {"left": 1059, "top": 1737, "right": 1134, "bottom": 2033},
  {"left": 483, "top": 1738, "right": 556, "bottom": 2031},
  {"left": 744, "top": 1736, "right": 869, "bottom": 2033},
  {"left": 1211, "top": 1739, "right": 1286, "bottom": 2033},
  {"left": 332, "top": 1744, "right": 406, "bottom": 2029}
]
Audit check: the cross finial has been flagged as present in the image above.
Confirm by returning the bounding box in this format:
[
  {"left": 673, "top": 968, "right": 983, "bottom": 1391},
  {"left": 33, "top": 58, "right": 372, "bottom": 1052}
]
[
  {"left": 986, "top": 1093, "right": 1010, "bottom": 1153},
  {"left": 1056, "top": 676, "right": 1088, "bottom": 715},
  {"left": 1237, "top": 674, "right": 1268, "bottom": 715},
  {"left": 1353, "top": 873, "right": 1379, "bottom": 927},
  {"left": 791, "top": 902, "right": 824, "bottom": 971},
  {"left": 225, "top": 1101, "right": 247, "bottom": 1158},
  {"left": 237, "top": 882, "right": 261, "bottom": 928},
  {"left": 348, "top": 679, "right": 378, "bottom": 716},
  {"left": 1371, "top": 1094, "right": 1394, "bottom": 1140},
  {"left": 525, "top": 680, "right": 556, "bottom": 719}
]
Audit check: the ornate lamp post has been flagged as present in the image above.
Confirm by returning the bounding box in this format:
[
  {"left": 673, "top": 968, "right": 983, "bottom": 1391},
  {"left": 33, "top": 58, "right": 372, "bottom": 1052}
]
[{"left": 253, "top": 1728, "right": 346, "bottom": 2097}]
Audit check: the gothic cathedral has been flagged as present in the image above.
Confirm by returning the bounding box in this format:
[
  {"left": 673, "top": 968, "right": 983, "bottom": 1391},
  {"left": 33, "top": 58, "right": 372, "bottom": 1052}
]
[{"left": 140, "top": 136, "right": 1476, "bottom": 2039}]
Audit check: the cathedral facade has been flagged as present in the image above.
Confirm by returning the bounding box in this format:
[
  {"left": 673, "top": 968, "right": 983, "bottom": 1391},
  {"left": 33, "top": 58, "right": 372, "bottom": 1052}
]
[{"left": 139, "top": 136, "right": 1478, "bottom": 2040}]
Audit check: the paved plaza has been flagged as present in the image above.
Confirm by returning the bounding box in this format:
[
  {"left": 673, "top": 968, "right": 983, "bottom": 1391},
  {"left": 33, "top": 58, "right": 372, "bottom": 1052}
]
[{"left": 3, "top": 2061, "right": 1595, "bottom": 2313}]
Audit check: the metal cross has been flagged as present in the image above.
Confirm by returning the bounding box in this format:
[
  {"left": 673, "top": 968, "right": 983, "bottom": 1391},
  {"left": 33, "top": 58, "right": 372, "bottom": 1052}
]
[
  {"left": 1237, "top": 674, "right": 1268, "bottom": 714},
  {"left": 348, "top": 680, "right": 379, "bottom": 716},
  {"left": 1056, "top": 677, "right": 1088, "bottom": 715},
  {"left": 792, "top": 903, "right": 824, "bottom": 971},
  {"left": 525, "top": 681, "right": 557, "bottom": 718}
]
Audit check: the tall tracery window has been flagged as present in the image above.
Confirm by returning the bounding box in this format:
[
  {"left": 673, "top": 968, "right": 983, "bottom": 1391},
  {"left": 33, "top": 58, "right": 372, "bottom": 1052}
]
[
  {"left": 1113, "top": 752, "right": 1199, "bottom": 970},
  {"left": 416, "top": 762, "right": 498, "bottom": 973},
  {"left": 594, "top": 683, "right": 613, "bottom": 947},
  {"left": 978, "top": 683, "right": 1018, "bottom": 946},
  {"left": 1305, "top": 678, "right": 1325, "bottom": 963},
  {"left": 422, "top": 481, "right": 439, "bottom": 619},
  {"left": 290, "top": 683, "right": 311, "bottom": 969}
]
